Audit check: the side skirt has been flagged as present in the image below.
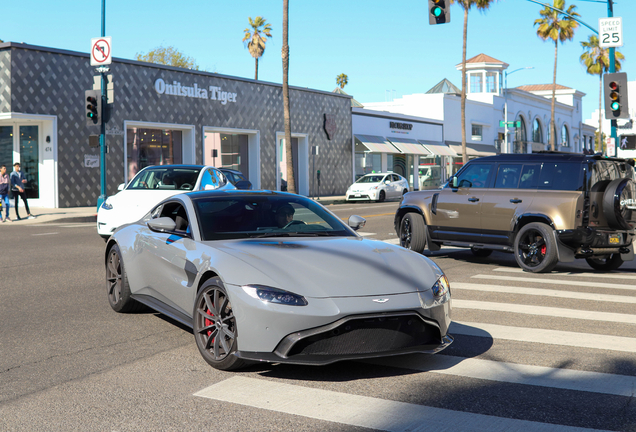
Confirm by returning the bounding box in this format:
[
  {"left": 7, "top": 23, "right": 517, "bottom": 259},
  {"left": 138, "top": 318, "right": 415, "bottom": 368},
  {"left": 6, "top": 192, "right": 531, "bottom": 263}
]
[{"left": 132, "top": 294, "right": 194, "bottom": 329}]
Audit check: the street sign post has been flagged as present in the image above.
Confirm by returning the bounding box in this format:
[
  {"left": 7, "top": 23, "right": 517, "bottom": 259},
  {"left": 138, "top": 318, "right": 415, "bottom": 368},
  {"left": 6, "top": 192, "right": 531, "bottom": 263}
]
[
  {"left": 606, "top": 136, "right": 616, "bottom": 157},
  {"left": 599, "top": 17, "right": 622, "bottom": 48}
]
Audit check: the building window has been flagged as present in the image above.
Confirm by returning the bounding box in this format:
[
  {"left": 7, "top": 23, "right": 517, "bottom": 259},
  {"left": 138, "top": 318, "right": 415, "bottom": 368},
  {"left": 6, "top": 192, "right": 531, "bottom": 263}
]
[
  {"left": 561, "top": 125, "right": 570, "bottom": 147},
  {"left": 470, "top": 74, "right": 483, "bottom": 93},
  {"left": 486, "top": 72, "right": 497, "bottom": 93},
  {"left": 532, "top": 119, "right": 543, "bottom": 143},
  {"left": 471, "top": 124, "right": 483, "bottom": 141},
  {"left": 127, "top": 128, "right": 182, "bottom": 181}
]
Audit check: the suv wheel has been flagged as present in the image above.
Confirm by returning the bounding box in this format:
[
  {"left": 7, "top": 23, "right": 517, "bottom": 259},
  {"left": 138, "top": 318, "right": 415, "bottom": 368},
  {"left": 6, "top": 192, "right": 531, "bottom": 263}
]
[
  {"left": 376, "top": 190, "right": 386, "bottom": 203},
  {"left": 586, "top": 254, "right": 623, "bottom": 271},
  {"left": 400, "top": 213, "right": 426, "bottom": 253},
  {"left": 514, "top": 222, "right": 558, "bottom": 273}
]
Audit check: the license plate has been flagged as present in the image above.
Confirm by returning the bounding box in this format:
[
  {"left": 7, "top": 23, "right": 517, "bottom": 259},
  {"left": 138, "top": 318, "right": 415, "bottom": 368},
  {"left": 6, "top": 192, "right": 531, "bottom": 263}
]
[
  {"left": 609, "top": 234, "right": 620, "bottom": 244},
  {"left": 355, "top": 193, "right": 361, "bottom": 197}
]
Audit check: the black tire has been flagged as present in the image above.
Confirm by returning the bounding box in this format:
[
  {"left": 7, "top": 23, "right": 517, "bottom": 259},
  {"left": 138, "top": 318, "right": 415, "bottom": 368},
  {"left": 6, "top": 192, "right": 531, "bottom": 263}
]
[
  {"left": 602, "top": 178, "right": 636, "bottom": 230},
  {"left": 402, "top": 189, "right": 408, "bottom": 196},
  {"left": 106, "top": 244, "right": 143, "bottom": 313},
  {"left": 514, "top": 222, "right": 558, "bottom": 273},
  {"left": 400, "top": 213, "right": 426, "bottom": 253},
  {"left": 586, "top": 254, "right": 624, "bottom": 271},
  {"left": 376, "top": 190, "right": 386, "bottom": 203},
  {"left": 193, "top": 278, "right": 248, "bottom": 371},
  {"left": 471, "top": 248, "right": 493, "bottom": 258}
]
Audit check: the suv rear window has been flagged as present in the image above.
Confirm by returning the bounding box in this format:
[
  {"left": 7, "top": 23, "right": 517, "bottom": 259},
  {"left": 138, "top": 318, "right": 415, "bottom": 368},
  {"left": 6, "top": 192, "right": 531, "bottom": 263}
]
[{"left": 538, "top": 162, "right": 583, "bottom": 191}]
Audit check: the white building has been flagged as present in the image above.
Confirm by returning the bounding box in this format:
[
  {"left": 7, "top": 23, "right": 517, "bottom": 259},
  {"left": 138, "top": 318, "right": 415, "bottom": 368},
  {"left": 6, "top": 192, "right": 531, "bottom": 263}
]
[{"left": 362, "top": 54, "right": 594, "bottom": 157}]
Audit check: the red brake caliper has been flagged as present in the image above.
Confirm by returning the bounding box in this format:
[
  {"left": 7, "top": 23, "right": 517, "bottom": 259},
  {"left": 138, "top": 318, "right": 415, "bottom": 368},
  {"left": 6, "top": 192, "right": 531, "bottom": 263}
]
[{"left": 205, "top": 308, "right": 214, "bottom": 339}]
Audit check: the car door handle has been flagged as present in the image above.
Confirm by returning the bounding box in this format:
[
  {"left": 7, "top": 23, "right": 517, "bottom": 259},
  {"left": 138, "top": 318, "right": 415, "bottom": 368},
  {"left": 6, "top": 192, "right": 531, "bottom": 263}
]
[
  {"left": 468, "top": 197, "right": 480, "bottom": 202},
  {"left": 510, "top": 199, "right": 522, "bottom": 203}
]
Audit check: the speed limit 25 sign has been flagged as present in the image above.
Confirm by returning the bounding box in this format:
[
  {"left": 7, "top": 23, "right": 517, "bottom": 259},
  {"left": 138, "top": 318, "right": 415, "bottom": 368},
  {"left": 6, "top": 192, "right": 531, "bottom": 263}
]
[{"left": 599, "top": 17, "right": 623, "bottom": 48}]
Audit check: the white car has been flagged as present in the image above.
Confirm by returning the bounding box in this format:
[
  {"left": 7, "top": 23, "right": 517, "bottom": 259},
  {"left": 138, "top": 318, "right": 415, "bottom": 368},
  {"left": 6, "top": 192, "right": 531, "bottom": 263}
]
[
  {"left": 346, "top": 173, "right": 409, "bottom": 202},
  {"left": 97, "top": 164, "right": 235, "bottom": 239}
]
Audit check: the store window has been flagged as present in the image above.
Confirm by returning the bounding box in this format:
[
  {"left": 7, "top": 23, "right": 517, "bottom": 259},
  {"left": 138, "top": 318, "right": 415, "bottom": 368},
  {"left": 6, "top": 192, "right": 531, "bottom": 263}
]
[
  {"left": 470, "top": 74, "right": 483, "bottom": 93},
  {"left": 127, "top": 128, "right": 182, "bottom": 180},
  {"left": 532, "top": 118, "right": 543, "bottom": 143},
  {"left": 355, "top": 152, "right": 381, "bottom": 179},
  {"left": 19, "top": 126, "right": 39, "bottom": 199},
  {"left": 486, "top": 72, "right": 497, "bottom": 93},
  {"left": 471, "top": 124, "right": 483, "bottom": 141},
  {"left": 561, "top": 125, "right": 570, "bottom": 147}
]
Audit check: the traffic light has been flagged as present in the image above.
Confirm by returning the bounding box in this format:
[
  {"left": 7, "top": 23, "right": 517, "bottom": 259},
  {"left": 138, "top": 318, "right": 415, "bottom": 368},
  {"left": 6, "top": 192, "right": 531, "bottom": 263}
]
[
  {"left": 604, "top": 72, "right": 629, "bottom": 119},
  {"left": 429, "top": 0, "right": 450, "bottom": 25},
  {"left": 85, "top": 89, "right": 102, "bottom": 126}
]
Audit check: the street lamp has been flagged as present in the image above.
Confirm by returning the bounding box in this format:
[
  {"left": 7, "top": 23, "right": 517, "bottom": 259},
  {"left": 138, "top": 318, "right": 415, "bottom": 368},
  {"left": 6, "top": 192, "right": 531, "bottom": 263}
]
[{"left": 504, "top": 67, "right": 534, "bottom": 153}]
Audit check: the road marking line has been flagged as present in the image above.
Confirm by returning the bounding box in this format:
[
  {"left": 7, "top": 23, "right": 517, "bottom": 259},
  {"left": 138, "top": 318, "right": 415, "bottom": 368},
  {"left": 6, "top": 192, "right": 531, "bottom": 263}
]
[
  {"left": 493, "top": 267, "right": 636, "bottom": 280},
  {"left": 31, "top": 232, "right": 59, "bottom": 236},
  {"left": 451, "top": 321, "right": 636, "bottom": 353},
  {"left": 367, "top": 354, "right": 636, "bottom": 398},
  {"left": 453, "top": 282, "right": 636, "bottom": 303},
  {"left": 195, "top": 376, "right": 606, "bottom": 432},
  {"left": 358, "top": 232, "right": 377, "bottom": 236},
  {"left": 453, "top": 299, "right": 636, "bottom": 324},
  {"left": 472, "top": 274, "right": 636, "bottom": 291}
]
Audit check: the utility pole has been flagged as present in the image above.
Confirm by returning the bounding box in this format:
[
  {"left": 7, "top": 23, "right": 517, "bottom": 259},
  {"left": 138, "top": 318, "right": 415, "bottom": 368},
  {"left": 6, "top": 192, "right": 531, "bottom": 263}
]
[
  {"left": 607, "top": 0, "right": 618, "bottom": 157},
  {"left": 97, "top": 0, "right": 107, "bottom": 209}
]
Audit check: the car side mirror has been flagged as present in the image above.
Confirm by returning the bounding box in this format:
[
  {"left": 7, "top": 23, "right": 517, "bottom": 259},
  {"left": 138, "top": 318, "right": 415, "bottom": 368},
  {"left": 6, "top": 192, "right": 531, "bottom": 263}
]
[
  {"left": 147, "top": 217, "right": 177, "bottom": 233},
  {"left": 204, "top": 183, "right": 219, "bottom": 190},
  {"left": 385, "top": 180, "right": 391, "bottom": 184},
  {"left": 117, "top": 183, "right": 126, "bottom": 191},
  {"left": 235, "top": 180, "right": 252, "bottom": 190},
  {"left": 451, "top": 176, "right": 459, "bottom": 188},
  {"left": 348, "top": 215, "right": 366, "bottom": 231}
]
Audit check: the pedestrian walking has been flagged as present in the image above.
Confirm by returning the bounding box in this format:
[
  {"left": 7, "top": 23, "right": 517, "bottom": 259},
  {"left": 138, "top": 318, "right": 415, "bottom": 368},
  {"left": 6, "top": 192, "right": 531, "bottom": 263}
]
[
  {"left": 0, "top": 165, "right": 10, "bottom": 222},
  {"left": 10, "top": 162, "right": 35, "bottom": 220}
]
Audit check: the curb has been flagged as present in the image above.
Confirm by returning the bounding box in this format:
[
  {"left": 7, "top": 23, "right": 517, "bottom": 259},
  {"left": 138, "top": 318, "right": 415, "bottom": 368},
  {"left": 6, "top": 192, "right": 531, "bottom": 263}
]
[{"left": 42, "top": 215, "right": 97, "bottom": 224}]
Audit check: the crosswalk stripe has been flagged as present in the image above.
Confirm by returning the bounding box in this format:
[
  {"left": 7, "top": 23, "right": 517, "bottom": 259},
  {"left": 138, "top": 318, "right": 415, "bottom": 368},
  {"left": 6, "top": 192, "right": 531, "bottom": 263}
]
[
  {"left": 453, "top": 282, "right": 636, "bottom": 304},
  {"left": 472, "top": 274, "right": 636, "bottom": 291},
  {"left": 493, "top": 267, "right": 636, "bottom": 280},
  {"left": 451, "top": 321, "right": 636, "bottom": 353},
  {"left": 367, "top": 354, "right": 636, "bottom": 397},
  {"left": 452, "top": 299, "right": 636, "bottom": 324},
  {"left": 195, "top": 376, "right": 608, "bottom": 432}
]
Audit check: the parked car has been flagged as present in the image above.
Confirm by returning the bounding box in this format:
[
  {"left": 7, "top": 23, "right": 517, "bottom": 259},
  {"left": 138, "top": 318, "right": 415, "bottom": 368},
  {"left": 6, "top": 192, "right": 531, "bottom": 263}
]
[
  {"left": 97, "top": 165, "right": 235, "bottom": 239},
  {"left": 419, "top": 165, "right": 442, "bottom": 190},
  {"left": 219, "top": 168, "right": 252, "bottom": 190},
  {"left": 346, "top": 173, "right": 409, "bottom": 202},
  {"left": 105, "top": 191, "right": 453, "bottom": 370},
  {"left": 395, "top": 152, "right": 636, "bottom": 273}
]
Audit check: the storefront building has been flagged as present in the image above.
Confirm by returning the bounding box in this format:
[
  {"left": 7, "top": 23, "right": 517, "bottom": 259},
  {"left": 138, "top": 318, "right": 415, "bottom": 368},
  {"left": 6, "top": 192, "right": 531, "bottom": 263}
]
[
  {"left": 0, "top": 42, "right": 352, "bottom": 208},
  {"left": 352, "top": 109, "right": 454, "bottom": 190}
]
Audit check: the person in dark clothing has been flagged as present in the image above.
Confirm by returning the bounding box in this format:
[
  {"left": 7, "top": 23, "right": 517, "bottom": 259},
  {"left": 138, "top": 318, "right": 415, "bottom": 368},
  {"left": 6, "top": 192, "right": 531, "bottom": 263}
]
[{"left": 10, "top": 162, "right": 34, "bottom": 220}]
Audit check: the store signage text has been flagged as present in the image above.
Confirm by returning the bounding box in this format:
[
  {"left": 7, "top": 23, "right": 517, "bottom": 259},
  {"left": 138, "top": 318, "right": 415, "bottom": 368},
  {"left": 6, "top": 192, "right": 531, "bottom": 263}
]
[
  {"left": 390, "top": 121, "right": 412, "bottom": 130},
  {"left": 154, "top": 78, "right": 237, "bottom": 104}
]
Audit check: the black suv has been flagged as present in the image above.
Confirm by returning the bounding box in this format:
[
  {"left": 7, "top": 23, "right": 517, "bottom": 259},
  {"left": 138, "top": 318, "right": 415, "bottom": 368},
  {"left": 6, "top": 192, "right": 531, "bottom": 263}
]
[{"left": 395, "top": 153, "right": 636, "bottom": 272}]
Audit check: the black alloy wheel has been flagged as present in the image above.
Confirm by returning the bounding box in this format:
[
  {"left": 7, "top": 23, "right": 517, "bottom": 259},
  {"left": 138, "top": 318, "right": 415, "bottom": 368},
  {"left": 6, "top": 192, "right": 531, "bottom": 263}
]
[
  {"left": 586, "top": 254, "right": 624, "bottom": 271},
  {"left": 193, "top": 278, "right": 247, "bottom": 371},
  {"left": 106, "top": 244, "right": 142, "bottom": 313},
  {"left": 377, "top": 190, "right": 386, "bottom": 202},
  {"left": 400, "top": 213, "right": 426, "bottom": 253},
  {"left": 514, "top": 222, "right": 558, "bottom": 273}
]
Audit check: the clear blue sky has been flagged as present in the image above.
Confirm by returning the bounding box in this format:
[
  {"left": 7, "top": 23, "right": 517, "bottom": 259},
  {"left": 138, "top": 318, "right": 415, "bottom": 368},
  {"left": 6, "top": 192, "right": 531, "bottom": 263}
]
[{"left": 2, "top": 0, "right": 633, "bottom": 123}]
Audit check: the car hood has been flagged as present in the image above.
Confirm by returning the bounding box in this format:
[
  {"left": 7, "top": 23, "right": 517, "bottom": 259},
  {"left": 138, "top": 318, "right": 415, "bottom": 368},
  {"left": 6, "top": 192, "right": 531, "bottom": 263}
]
[
  {"left": 107, "top": 189, "right": 184, "bottom": 220},
  {"left": 209, "top": 237, "right": 442, "bottom": 298}
]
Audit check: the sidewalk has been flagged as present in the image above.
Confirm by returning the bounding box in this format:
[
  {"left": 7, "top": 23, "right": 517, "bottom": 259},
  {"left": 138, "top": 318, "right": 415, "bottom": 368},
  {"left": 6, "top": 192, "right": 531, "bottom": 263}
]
[{"left": 0, "top": 195, "right": 349, "bottom": 226}]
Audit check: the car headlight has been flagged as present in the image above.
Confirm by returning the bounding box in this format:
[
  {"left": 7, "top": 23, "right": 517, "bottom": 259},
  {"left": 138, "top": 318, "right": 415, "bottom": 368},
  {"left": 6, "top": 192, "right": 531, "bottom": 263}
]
[
  {"left": 242, "top": 285, "right": 308, "bottom": 306},
  {"left": 431, "top": 275, "right": 450, "bottom": 297},
  {"left": 101, "top": 200, "right": 113, "bottom": 210}
]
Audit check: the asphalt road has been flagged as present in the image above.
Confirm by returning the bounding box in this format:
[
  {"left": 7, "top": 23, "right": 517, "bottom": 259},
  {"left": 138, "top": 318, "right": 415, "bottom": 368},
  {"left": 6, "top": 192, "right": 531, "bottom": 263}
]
[{"left": 1, "top": 205, "right": 635, "bottom": 431}]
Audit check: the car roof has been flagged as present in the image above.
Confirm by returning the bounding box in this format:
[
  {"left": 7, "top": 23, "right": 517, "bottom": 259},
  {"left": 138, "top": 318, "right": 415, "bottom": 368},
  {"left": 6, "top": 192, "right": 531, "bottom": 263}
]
[
  {"left": 185, "top": 189, "right": 300, "bottom": 201},
  {"left": 218, "top": 167, "right": 242, "bottom": 174},
  {"left": 474, "top": 152, "right": 633, "bottom": 164},
  {"left": 139, "top": 164, "right": 205, "bottom": 171}
]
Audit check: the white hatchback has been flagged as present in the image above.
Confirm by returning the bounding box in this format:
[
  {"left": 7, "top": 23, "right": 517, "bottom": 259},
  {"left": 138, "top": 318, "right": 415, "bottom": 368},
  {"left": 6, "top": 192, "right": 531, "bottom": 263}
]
[
  {"left": 346, "top": 173, "right": 409, "bottom": 202},
  {"left": 97, "top": 165, "right": 236, "bottom": 239}
]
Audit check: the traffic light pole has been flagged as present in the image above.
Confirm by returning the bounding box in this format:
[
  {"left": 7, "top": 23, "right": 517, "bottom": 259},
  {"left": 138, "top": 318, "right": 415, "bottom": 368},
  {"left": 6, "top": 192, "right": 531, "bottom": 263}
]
[
  {"left": 607, "top": 0, "right": 618, "bottom": 157},
  {"left": 96, "top": 0, "right": 107, "bottom": 209}
]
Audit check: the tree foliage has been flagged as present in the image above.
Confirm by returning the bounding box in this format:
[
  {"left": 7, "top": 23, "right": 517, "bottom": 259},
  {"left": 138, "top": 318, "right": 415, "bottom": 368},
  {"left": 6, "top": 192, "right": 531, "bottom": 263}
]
[
  {"left": 336, "top": 73, "right": 348, "bottom": 89},
  {"left": 135, "top": 45, "right": 199, "bottom": 70},
  {"left": 243, "top": 16, "right": 273, "bottom": 80}
]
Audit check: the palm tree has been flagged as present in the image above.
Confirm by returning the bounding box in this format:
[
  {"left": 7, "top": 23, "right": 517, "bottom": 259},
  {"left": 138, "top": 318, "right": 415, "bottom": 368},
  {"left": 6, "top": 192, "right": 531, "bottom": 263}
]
[
  {"left": 451, "top": 0, "right": 499, "bottom": 164},
  {"left": 534, "top": 0, "right": 579, "bottom": 151},
  {"left": 282, "top": 0, "right": 296, "bottom": 194},
  {"left": 243, "top": 16, "right": 273, "bottom": 80},
  {"left": 336, "top": 73, "right": 348, "bottom": 89},
  {"left": 580, "top": 34, "right": 624, "bottom": 153}
]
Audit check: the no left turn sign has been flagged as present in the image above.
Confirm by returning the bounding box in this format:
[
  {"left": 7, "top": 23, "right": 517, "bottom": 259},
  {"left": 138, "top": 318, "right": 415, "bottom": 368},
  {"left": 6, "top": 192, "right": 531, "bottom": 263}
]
[{"left": 91, "top": 37, "right": 112, "bottom": 66}]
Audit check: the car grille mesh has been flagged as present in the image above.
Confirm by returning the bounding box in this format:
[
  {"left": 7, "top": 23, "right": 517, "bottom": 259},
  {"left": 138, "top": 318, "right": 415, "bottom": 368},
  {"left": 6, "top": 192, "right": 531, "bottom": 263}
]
[{"left": 286, "top": 315, "right": 439, "bottom": 357}]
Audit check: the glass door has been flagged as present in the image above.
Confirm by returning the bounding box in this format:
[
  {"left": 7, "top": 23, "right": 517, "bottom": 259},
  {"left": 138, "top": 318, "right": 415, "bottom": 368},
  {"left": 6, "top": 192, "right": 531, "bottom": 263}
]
[
  {"left": 0, "top": 126, "right": 13, "bottom": 168},
  {"left": 19, "top": 125, "right": 39, "bottom": 199}
]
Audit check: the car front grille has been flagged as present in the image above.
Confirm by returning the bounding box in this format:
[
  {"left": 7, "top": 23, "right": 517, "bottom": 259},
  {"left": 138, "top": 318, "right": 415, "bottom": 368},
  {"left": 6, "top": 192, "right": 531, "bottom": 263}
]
[{"left": 277, "top": 313, "right": 441, "bottom": 358}]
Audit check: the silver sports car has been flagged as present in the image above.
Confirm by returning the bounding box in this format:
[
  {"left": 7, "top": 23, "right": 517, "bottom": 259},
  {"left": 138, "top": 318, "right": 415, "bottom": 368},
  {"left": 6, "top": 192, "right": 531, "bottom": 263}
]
[{"left": 105, "top": 190, "right": 453, "bottom": 370}]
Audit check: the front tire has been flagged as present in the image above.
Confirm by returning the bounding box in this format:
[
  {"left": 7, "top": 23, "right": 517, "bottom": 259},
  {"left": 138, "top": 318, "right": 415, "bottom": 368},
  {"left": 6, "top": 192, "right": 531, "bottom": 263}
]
[
  {"left": 586, "top": 254, "right": 623, "bottom": 271},
  {"left": 514, "top": 222, "right": 558, "bottom": 273},
  {"left": 400, "top": 213, "right": 426, "bottom": 253},
  {"left": 376, "top": 190, "right": 386, "bottom": 202},
  {"left": 106, "top": 244, "right": 143, "bottom": 313},
  {"left": 193, "top": 278, "right": 247, "bottom": 371}
]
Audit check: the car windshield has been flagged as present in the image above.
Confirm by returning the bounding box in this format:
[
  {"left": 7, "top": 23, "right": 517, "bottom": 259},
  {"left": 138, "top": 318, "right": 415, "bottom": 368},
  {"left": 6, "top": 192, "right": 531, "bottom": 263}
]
[
  {"left": 127, "top": 167, "right": 201, "bottom": 190},
  {"left": 356, "top": 175, "right": 385, "bottom": 183},
  {"left": 193, "top": 195, "right": 354, "bottom": 241}
]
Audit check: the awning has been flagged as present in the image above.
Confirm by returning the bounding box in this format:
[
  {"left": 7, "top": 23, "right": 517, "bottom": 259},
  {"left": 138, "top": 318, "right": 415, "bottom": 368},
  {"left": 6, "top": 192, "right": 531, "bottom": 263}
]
[
  {"left": 446, "top": 141, "right": 498, "bottom": 157},
  {"left": 418, "top": 140, "right": 457, "bottom": 157},
  {"left": 386, "top": 137, "right": 432, "bottom": 156},
  {"left": 354, "top": 135, "right": 401, "bottom": 154}
]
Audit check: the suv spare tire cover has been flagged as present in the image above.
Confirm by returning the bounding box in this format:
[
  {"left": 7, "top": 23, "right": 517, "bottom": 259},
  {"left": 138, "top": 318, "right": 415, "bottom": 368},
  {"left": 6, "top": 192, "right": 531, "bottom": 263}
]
[{"left": 602, "top": 178, "right": 636, "bottom": 230}]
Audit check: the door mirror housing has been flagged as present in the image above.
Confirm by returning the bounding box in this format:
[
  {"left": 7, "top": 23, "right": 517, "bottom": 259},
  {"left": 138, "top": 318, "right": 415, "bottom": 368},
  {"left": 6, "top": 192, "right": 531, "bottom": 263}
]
[
  {"left": 147, "top": 217, "right": 177, "bottom": 233},
  {"left": 451, "top": 176, "right": 459, "bottom": 188},
  {"left": 348, "top": 215, "right": 366, "bottom": 231},
  {"left": 235, "top": 180, "right": 252, "bottom": 190},
  {"left": 117, "top": 183, "right": 126, "bottom": 191}
]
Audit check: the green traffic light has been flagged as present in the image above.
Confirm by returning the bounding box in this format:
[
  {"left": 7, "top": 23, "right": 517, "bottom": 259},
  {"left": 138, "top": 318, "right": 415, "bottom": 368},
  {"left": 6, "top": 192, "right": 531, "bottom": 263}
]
[
  {"left": 432, "top": 6, "right": 442, "bottom": 17},
  {"left": 611, "top": 101, "right": 620, "bottom": 111}
]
